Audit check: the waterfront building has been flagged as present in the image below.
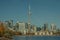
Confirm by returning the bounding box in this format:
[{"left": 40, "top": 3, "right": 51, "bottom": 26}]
[
  {"left": 41, "top": 26, "right": 44, "bottom": 31},
  {"left": 4, "top": 21, "right": 10, "bottom": 32},
  {"left": 15, "top": 21, "right": 27, "bottom": 34},
  {"left": 33, "top": 25, "right": 37, "bottom": 32},
  {"left": 5, "top": 21, "right": 9, "bottom": 27},
  {"left": 39, "top": 31, "right": 50, "bottom": 35},
  {"left": 29, "top": 25, "right": 37, "bottom": 34},
  {"left": 5, "top": 20, "right": 13, "bottom": 29},
  {"left": 50, "top": 31, "right": 53, "bottom": 35},
  {"left": 50, "top": 24, "right": 56, "bottom": 32},
  {"left": 14, "top": 21, "right": 19, "bottom": 32},
  {"left": 8, "top": 20, "right": 13, "bottom": 28},
  {"left": 36, "top": 27, "right": 41, "bottom": 31},
  {"left": 44, "top": 23, "right": 48, "bottom": 31},
  {"left": 18, "top": 22, "right": 25, "bottom": 33},
  {"left": 35, "top": 32, "right": 38, "bottom": 35}
]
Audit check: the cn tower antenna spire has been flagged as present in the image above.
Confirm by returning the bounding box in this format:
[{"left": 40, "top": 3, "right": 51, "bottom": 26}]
[
  {"left": 28, "top": 0, "right": 31, "bottom": 33},
  {"left": 28, "top": 0, "right": 31, "bottom": 24}
]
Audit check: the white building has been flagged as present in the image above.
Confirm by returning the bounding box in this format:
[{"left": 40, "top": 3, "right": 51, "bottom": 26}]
[
  {"left": 15, "top": 21, "right": 27, "bottom": 34},
  {"left": 32, "top": 25, "right": 37, "bottom": 33},
  {"left": 51, "top": 24, "right": 56, "bottom": 32},
  {"left": 19, "top": 22, "right": 25, "bottom": 33}
]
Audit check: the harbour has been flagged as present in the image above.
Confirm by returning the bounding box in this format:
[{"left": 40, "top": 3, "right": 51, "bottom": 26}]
[{"left": 13, "top": 35, "right": 60, "bottom": 40}]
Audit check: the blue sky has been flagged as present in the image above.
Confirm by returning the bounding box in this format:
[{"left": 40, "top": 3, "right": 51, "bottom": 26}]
[{"left": 0, "top": 0, "right": 60, "bottom": 28}]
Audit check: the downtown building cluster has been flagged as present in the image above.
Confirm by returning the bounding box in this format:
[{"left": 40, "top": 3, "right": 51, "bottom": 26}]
[{"left": 0, "top": 20, "right": 60, "bottom": 36}]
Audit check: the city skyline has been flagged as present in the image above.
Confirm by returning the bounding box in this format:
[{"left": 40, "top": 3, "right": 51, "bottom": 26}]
[{"left": 0, "top": 0, "right": 60, "bottom": 28}]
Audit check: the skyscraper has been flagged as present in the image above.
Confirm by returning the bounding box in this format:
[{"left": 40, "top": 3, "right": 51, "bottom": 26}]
[
  {"left": 44, "top": 23, "right": 48, "bottom": 31},
  {"left": 15, "top": 21, "right": 26, "bottom": 34},
  {"left": 51, "top": 24, "right": 56, "bottom": 32},
  {"left": 8, "top": 20, "right": 13, "bottom": 28}
]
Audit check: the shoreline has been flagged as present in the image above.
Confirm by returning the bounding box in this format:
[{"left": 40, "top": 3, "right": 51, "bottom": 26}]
[{"left": 14, "top": 35, "right": 60, "bottom": 37}]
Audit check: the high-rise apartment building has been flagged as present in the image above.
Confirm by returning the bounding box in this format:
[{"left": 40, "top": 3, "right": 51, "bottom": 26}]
[
  {"left": 44, "top": 23, "right": 48, "bottom": 31},
  {"left": 51, "top": 24, "right": 56, "bottom": 32},
  {"left": 15, "top": 21, "right": 27, "bottom": 34}
]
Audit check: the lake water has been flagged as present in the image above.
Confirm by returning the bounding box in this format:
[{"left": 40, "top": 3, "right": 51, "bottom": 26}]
[{"left": 13, "top": 36, "right": 60, "bottom": 40}]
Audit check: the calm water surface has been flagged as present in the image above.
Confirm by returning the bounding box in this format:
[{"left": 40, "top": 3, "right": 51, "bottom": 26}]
[{"left": 13, "top": 36, "right": 60, "bottom": 40}]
